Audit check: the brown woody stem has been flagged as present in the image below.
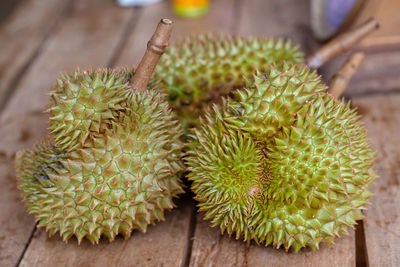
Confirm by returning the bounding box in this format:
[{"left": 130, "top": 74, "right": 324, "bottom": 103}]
[
  {"left": 328, "top": 52, "right": 365, "bottom": 98},
  {"left": 307, "top": 18, "right": 379, "bottom": 69},
  {"left": 130, "top": 19, "right": 173, "bottom": 92}
]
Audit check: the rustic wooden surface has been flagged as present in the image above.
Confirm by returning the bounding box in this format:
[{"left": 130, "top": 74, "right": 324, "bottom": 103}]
[
  {"left": 0, "top": 0, "right": 399, "bottom": 266},
  {"left": 0, "top": 0, "right": 72, "bottom": 110},
  {"left": 351, "top": 95, "right": 400, "bottom": 267}
]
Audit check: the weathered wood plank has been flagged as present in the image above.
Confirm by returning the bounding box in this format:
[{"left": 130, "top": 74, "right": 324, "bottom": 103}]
[
  {"left": 351, "top": 94, "right": 400, "bottom": 267},
  {"left": 190, "top": 214, "right": 355, "bottom": 267},
  {"left": 20, "top": 197, "right": 194, "bottom": 267},
  {"left": 115, "top": 0, "right": 236, "bottom": 66},
  {"left": 1, "top": 0, "right": 133, "bottom": 120},
  {"left": 0, "top": 0, "right": 72, "bottom": 108},
  {"left": 247, "top": 233, "right": 355, "bottom": 267},
  {"left": 237, "top": 0, "right": 311, "bottom": 51},
  {"left": 190, "top": 215, "right": 250, "bottom": 267},
  {"left": 0, "top": 114, "right": 48, "bottom": 265},
  {"left": 351, "top": 0, "right": 400, "bottom": 48},
  {"left": 0, "top": 0, "right": 135, "bottom": 265},
  {"left": 320, "top": 50, "right": 400, "bottom": 96}
]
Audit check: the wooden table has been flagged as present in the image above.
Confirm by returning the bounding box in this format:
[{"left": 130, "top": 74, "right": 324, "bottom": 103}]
[{"left": 0, "top": 0, "right": 399, "bottom": 266}]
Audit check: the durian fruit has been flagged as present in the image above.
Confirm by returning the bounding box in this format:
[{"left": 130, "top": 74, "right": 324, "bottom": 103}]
[
  {"left": 48, "top": 69, "right": 133, "bottom": 151},
  {"left": 185, "top": 64, "right": 377, "bottom": 252},
  {"left": 15, "top": 19, "right": 185, "bottom": 244},
  {"left": 155, "top": 34, "right": 304, "bottom": 131}
]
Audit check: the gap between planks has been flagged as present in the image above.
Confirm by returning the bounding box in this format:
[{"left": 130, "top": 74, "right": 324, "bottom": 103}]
[
  {"left": 355, "top": 220, "right": 369, "bottom": 267},
  {"left": 350, "top": 93, "right": 400, "bottom": 266},
  {"left": 180, "top": 193, "right": 197, "bottom": 267},
  {"left": 12, "top": 5, "right": 141, "bottom": 266},
  {"left": 15, "top": 223, "right": 37, "bottom": 267},
  {"left": 0, "top": 0, "right": 143, "bottom": 265}
]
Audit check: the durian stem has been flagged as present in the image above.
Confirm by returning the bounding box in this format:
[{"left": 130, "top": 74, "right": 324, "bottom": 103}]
[
  {"left": 328, "top": 52, "right": 365, "bottom": 98},
  {"left": 307, "top": 18, "right": 379, "bottom": 69},
  {"left": 130, "top": 19, "right": 173, "bottom": 92}
]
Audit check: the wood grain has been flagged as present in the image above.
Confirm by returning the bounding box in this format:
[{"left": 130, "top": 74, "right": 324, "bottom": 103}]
[
  {"left": 351, "top": 94, "right": 400, "bottom": 266},
  {"left": 0, "top": 0, "right": 72, "bottom": 108},
  {"left": 190, "top": 215, "right": 250, "bottom": 267},
  {"left": 1, "top": 0, "right": 134, "bottom": 120},
  {"left": 0, "top": 0, "right": 135, "bottom": 265},
  {"left": 246, "top": 233, "right": 355, "bottom": 267},
  {"left": 190, "top": 214, "right": 355, "bottom": 267},
  {"left": 0, "top": 0, "right": 72, "bottom": 262},
  {"left": 19, "top": 198, "right": 194, "bottom": 267},
  {"left": 0, "top": 113, "right": 48, "bottom": 265},
  {"left": 237, "top": 0, "right": 311, "bottom": 51},
  {"left": 319, "top": 48, "right": 400, "bottom": 97}
]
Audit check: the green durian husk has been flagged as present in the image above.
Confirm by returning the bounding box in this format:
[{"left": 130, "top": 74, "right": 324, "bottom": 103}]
[
  {"left": 185, "top": 64, "right": 377, "bottom": 252},
  {"left": 48, "top": 68, "right": 133, "bottom": 151},
  {"left": 155, "top": 34, "right": 304, "bottom": 131},
  {"left": 16, "top": 71, "right": 185, "bottom": 244}
]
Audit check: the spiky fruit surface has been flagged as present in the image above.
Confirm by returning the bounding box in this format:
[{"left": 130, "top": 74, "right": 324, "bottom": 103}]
[
  {"left": 155, "top": 34, "right": 303, "bottom": 130},
  {"left": 186, "top": 65, "right": 376, "bottom": 252},
  {"left": 48, "top": 69, "right": 133, "bottom": 151},
  {"left": 16, "top": 69, "right": 185, "bottom": 244}
]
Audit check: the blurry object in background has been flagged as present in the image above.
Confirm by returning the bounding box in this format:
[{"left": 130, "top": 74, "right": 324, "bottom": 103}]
[
  {"left": 319, "top": 0, "right": 400, "bottom": 94},
  {"left": 351, "top": 0, "right": 400, "bottom": 48},
  {"left": 116, "top": 0, "right": 161, "bottom": 7},
  {"left": 173, "top": 0, "right": 209, "bottom": 18},
  {"left": 307, "top": 18, "right": 378, "bottom": 68},
  {"left": 311, "top": 0, "right": 365, "bottom": 40}
]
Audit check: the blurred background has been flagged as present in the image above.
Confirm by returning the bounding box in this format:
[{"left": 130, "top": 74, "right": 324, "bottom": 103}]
[{"left": 0, "top": 0, "right": 399, "bottom": 111}]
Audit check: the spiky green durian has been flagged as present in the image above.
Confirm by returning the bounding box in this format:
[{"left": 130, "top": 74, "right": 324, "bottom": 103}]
[
  {"left": 186, "top": 65, "right": 376, "bottom": 252},
  {"left": 16, "top": 69, "right": 185, "bottom": 244},
  {"left": 48, "top": 69, "right": 134, "bottom": 151},
  {"left": 155, "top": 34, "right": 304, "bottom": 130}
]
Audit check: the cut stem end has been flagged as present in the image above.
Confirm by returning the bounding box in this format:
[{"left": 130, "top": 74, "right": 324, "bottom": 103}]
[{"left": 130, "top": 19, "right": 174, "bottom": 92}]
